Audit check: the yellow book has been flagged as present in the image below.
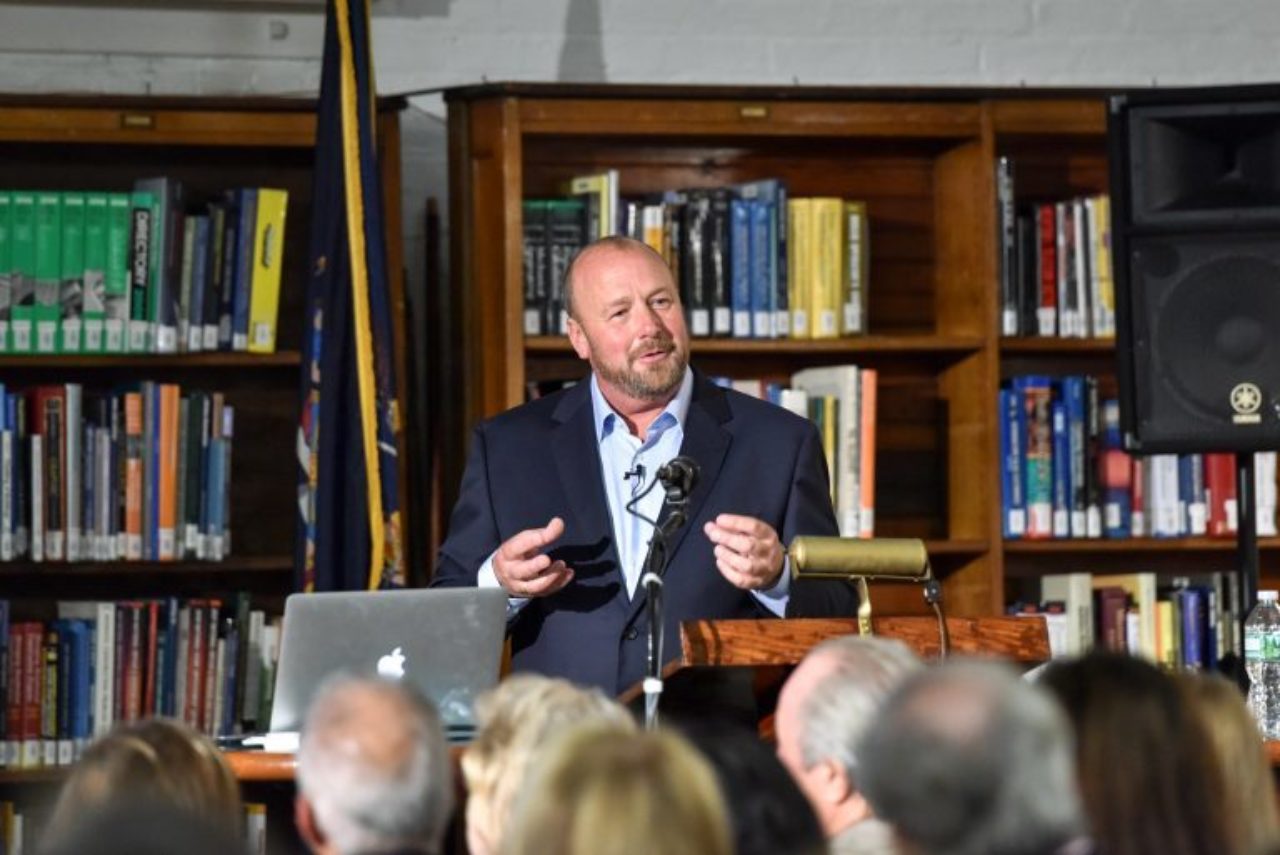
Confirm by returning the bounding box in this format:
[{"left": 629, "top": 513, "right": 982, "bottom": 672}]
[
  {"left": 810, "top": 197, "right": 844, "bottom": 339},
  {"left": 1156, "top": 599, "right": 1176, "bottom": 670},
  {"left": 822, "top": 393, "right": 838, "bottom": 504},
  {"left": 247, "top": 188, "right": 288, "bottom": 354}
]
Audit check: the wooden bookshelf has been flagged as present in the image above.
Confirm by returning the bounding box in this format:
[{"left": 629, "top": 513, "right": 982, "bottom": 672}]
[
  {"left": 443, "top": 82, "right": 1246, "bottom": 619},
  {"left": 0, "top": 95, "right": 410, "bottom": 597}
]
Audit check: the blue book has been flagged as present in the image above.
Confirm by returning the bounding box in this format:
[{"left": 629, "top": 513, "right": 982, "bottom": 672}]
[
  {"left": 748, "top": 199, "right": 772, "bottom": 338},
  {"left": 1051, "top": 400, "right": 1070, "bottom": 539},
  {"left": 1101, "top": 399, "right": 1131, "bottom": 539},
  {"left": 187, "top": 215, "right": 211, "bottom": 352},
  {"left": 729, "top": 198, "right": 752, "bottom": 338},
  {"left": 221, "top": 622, "right": 240, "bottom": 736},
  {"left": 734, "top": 178, "right": 787, "bottom": 337},
  {"left": 999, "top": 387, "right": 1026, "bottom": 539},
  {"left": 1062, "top": 376, "right": 1088, "bottom": 537},
  {"left": 162, "top": 596, "right": 180, "bottom": 717},
  {"left": 1179, "top": 586, "right": 1207, "bottom": 669},
  {"left": 66, "top": 620, "right": 92, "bottom": 756},
  {"left": 230, "top": 188, "right": 257, "bottom": 351},
  {"left": 1177, "top": 454, "right": 1195, "bottom": 537}
]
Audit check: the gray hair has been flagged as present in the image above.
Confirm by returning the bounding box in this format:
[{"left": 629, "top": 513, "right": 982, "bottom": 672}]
[
  {"left": 797, "top": 635, "right": 923, "bottom": 780},
  {"left": 857, "top": 660, "right": 1084, "bottom": 855},
  {"left": 296, "top": 674, "right": 454, "bottom": 855}
]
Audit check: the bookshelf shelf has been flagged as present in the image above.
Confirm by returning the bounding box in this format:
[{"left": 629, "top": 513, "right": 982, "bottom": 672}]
[
  {"left": 525, "top": 335, "right": 985, "bottom": 357},
  {"left": 998, "top": 339, "right": 1116, "bottom": 355},
  {"left": 1004, "top": 537, "right": 1280, "bottom": 554},
  {"left": 0, "top": 555, "right": 294, "bottom": 578},
  {"left": 0, "top": 351, "right": 303, "bottom": 369}
]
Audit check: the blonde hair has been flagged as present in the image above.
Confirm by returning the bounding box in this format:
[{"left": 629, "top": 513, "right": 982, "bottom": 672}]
[
  {"left": 49, "top": 718, "right": 242, "bottom": 834},
  {"left": 461, "top": 674, "right": 634, "bottom": 855},
  {"left": 1179, "top": 671, "right": 1280, "bottom": 855},
  {"left": 500, "top": 726, "right": 733, "bottom": 855}
]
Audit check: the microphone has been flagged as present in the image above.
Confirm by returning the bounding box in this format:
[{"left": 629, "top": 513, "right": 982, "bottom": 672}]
[
  {"left": 624, "top": 463, "right": 646, "bottom": 482},
  {"left": 656, "top": 456, "right": 699, "bottom": 503}
]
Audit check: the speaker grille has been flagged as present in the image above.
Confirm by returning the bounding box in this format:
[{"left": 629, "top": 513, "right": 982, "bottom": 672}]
[{"left": 1130, "top": 233, "right": 1280, "bottom": 450}]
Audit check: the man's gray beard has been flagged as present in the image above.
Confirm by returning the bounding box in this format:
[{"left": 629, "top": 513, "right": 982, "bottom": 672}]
[{"left": 597, "top": 349, "right": 688, "bottom": 403}]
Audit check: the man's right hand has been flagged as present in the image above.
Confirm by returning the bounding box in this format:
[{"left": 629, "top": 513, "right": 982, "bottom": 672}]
[{"left": 493, "top": 516, "right": 574, "bottom": 598}]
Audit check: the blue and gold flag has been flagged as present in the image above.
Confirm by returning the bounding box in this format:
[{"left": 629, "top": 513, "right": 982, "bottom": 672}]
[{"left": 296, "top": 0, "right": 404, "bottom": 592}]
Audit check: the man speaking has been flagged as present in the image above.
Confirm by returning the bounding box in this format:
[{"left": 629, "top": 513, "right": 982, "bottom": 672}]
[{"left": 433, "top": 236, "right": 855, "bottom": 695}]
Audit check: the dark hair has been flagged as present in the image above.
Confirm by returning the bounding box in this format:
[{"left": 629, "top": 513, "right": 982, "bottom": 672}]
[
  {"left": 40, "top": 801, "right": 247, "bottom": 855},
  {"left": 1040, "top": 652, "right": 1241, "bottom": 855},
  {"left": 680, "top": 721, "right": 827, "bottom": 855}
]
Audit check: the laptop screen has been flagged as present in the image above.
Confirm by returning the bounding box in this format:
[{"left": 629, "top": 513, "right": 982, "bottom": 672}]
[{"left": 268, "top": 588, "right": 508, "bottom": 733}]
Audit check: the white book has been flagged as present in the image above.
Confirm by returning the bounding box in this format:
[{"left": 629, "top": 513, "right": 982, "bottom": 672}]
[
  {"left": 245, "top": 803, "right": 267, "bottom": 855},
  {"left": 778, "top": 388, "right": 808, "bottom": 419},
  {"left": 1041, "top": 572, "right": 1094, "bottom": 655},
  {"left": 1, "top": 428, "right": 12, "bottom": 561},
  {"left": 1257, "top": 451, "right": 1278, "bottom": 537},
  {"left": 790, "top": 366, "right": 860, "bottom": 537},
  {"left": 65, "top": 384, "right": 82, "bottom": 562},
  {"left": 1072, "top": 198, "right": 1090, "bottom": 338},
  {"left": 30, "top": 434, "right": 43, "bottom": 562}
]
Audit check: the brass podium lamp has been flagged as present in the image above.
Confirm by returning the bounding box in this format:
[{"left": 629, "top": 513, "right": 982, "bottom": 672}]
[{"left": 788, "top": 536, "right": 951, "bottom": 657}]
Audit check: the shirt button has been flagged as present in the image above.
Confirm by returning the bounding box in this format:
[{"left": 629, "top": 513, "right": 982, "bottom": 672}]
[{"left": 624, "top": 628, "right": 639, "bottom": 641}]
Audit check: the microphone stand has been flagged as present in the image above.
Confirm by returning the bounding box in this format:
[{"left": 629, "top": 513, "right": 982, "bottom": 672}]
[{"left": 640, "top": 498, "right": 689, "bottom": 731}]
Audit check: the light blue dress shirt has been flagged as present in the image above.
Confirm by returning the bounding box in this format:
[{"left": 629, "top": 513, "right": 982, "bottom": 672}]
[{"left": 478, "top": 369, "right": 789, "bottom": 616}]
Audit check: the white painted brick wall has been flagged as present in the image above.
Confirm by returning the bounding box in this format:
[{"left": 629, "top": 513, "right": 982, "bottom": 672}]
[{"left": 2, "top": 0, "right": 1276, "bottom": 391}]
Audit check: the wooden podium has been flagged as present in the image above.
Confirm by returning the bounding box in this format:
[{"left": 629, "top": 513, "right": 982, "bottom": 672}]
[{"left": 618, "top": 616, "right": 1051, "bottom": 728}]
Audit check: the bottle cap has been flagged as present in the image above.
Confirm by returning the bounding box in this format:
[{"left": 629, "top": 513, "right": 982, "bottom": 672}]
[{"left": 1261, "top": 590, "right": 1279, "bottom": 602}]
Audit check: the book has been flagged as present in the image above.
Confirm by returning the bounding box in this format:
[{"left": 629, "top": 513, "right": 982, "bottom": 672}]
[
  {"left": 133, "top": 177, "right": 184, "bottom": 354},
  {"left": 247, "top": 188, "right": 288, "bottom": 353},
  {"left": 843, "top": 200, "right": 869, "bottom": 336},
  {"left": 59, "top": 192, "right": 86, "bottom": 354},
  {"left": 0, "top": 192, "right": 10, "bottom": 353},
  {"left": 103, "top": 194, "right": 131, "bottom": 353},
  {"left": 10, "top": 192, "right": 36, "bottom": 354},
  {"left": 32, "top": 192, "right": 61, "bottom": 355},
  {"left": 81, "top": 193, "right": 109, "bottom": 353},
  {"left": 1041, "top": 572, "right": 1093, "bottom": 655}
]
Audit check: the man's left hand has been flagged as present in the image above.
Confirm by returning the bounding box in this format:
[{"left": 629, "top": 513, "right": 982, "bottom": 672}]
[{"left": 703, "top": 513, "right": 785, "bottom": 591}]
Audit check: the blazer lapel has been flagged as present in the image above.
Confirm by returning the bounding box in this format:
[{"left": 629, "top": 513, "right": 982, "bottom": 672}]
[
  {"left": 625, "top": 375, "right": 732, "bottom": 623},
  {"left": 551, "top": 383, "right": 614, "bottom": 546}
]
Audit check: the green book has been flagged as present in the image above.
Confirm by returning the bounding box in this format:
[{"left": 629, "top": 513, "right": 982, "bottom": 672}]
[
  {"left": 33, "top": 191, "right": 62, "bottom": 354},
  {"left": 10, "top": 191, "right": 36, "bottom": 353},
  {"left": 127, "top": 190, "right": 157, "bottom": 353},
  {"left": 82, "top": 193, "right": 109, "bottom": 353},
  {"left": 60, "top": 192, "right": 86, "bottom": 353},
  {"left": 104, "top": 193, "right": 131, "bottom": 353},
  {"left": 0, "top": 191, "right": 11, "bottom": 353}
]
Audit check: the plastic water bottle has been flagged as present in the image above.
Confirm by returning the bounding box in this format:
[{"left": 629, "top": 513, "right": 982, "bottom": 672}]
[{"left": 1244, "top": 590, "right": 1280, "bottom": 739}]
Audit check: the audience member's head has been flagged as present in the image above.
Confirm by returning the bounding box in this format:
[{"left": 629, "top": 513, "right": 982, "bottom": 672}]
[
  {"left": 774, "top": 635, "right": 921, "bottom": 847},
  {"left": 1041, "top": 652, "right": 1240, "bottom": 855},
  {"left": 462, "top": 673, "right": 635, "bottom": 855},
  {"left": 858, "top": 659, "right": 1084, "bottom": 855},
  {"left": 501, "top": 726, "right": 733, "bottom": 855},
  {"left": 1041, "top": 652, "right": 1241, "bottom": 855},
  {"left": 47, "top": 717, "right": 242, "bottom": 838},
  {"left": 1178, "top": 671, "right": 1279, "bottom": 855},
  {"left": 295, "top": 674, "right": 454, "bottom": 855},
  {"left": 40, "top": 801, "right": 248, "bottom": 855},
  {"left": 681, "top": 721, "right": 826, "bottom": 855}
]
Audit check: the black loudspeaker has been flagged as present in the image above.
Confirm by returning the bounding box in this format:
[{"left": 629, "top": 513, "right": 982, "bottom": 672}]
[{"left": 1109, "top": 86, "right": 1280, "bottom": 452}]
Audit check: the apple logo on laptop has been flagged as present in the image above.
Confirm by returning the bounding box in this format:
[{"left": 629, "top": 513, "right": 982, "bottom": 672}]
[{"left": 377, "top": 646, "right": 406, "bottom": 680}]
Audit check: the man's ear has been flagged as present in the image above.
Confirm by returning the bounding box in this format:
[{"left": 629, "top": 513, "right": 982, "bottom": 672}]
[
  {"left": 566, "top": 317, "right": 591, "bottom": 361},
  {"left": 295, "top": 795, "right": 327, "bottom": 854},
  {"left": 815, "top": 757, "right": 853, "bottom": 806}
]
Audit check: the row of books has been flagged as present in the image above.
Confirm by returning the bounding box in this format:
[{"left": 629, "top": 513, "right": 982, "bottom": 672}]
[
  {"left": 710, "top": 366, "right": 877, "bottom": 538},
  {"left": 0, "top": 382, "right": 235, "bottom": 563},
  {"left": 0, "top": 595, "right": 281, "bottom": 770},
  {"left": 523, "top": 173, "right": 869, "bottom": 342},
  {"left": 1014, "top": 571, "right": 1241, "bottom": 671},
  {"left": 0, "top": 183, "right": 288, "bottom": 355},
  {"left": 999, "top": 374, "right": 1278, "bottom": 539},
  {"left": 996, "top": 157, "right": 1116, "bottom": 339},
  {"left": 0, "top": 800, "right": 267, "bottom": 855}
]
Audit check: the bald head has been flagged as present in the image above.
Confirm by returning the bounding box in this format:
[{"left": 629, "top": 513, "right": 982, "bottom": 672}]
[
  {"left": 297, "top": 675, "right": 453, "bottom": 855},
  {"left": 564, "top": 236, "right": 673, "bottom": 321}
]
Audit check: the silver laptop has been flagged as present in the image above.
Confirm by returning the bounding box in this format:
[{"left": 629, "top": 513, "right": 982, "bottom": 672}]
[{"left": 266, "top": 588, "right": 507, "bottom": 742}]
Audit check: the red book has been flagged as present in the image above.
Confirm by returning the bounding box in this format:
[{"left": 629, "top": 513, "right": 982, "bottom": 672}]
[
  {"left": 1037, "top": 204, "right": 1058, "bottom": 337},
  {"left": 142, "top": 600, "right": 160, "bottom": 717},
  {"left": 1205, "top": 453, "right": 1238, "bottom": 538},
  {"left": 1131, "top": 457, "right": 1146, "bottom": 537},
  {"left": 23, "top": 622, "right": 43, "bottom": 766}
]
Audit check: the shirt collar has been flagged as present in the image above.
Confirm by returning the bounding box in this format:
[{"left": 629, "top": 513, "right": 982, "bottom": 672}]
[{"left": 590, "top": 367, "right": 693, "bottom": 443}]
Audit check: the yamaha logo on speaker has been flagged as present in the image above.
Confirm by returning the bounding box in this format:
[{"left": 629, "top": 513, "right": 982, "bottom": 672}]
[{"left": 1231, "top": 383, "right": 1263, "bottom": 424}]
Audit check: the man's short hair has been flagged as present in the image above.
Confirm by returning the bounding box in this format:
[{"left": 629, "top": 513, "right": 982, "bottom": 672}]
[
  {"left": 563, "top": 235, "right": 672, "bottom": 320},
  {"left": 296, "top": 674, "right": 454, "bottom": 855},
  {"left": 796, "top": 635, "right": 922, "bottom": 780},
  {"left": 857, "top": 660, "right": 1084, "bottom": 855}
]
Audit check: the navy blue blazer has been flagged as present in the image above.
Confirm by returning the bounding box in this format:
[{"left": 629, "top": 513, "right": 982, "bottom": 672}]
[{"left": 432, "top": 372, "right": 855, "bottom": 695}]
